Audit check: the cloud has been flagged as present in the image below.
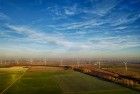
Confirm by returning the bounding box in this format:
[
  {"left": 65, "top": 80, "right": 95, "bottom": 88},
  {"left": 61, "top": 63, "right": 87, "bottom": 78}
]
[
  {"left": 75, "top": 31, "right": 87, "bottom": 35},
  {"left": 0, "top": 12, "right": 10, "bottom": 21},
  {"left": 45, "top": 6, "right": 67, "bottom": 20},
  {"left": 64, "top": 8, "right": 75, "bottom": 15},
  {"left": 1, "top": 23, "right": 140, "bottom": 58},
  {"left": 44, "top": 4, "right": 78, "bottom": 21},
  {"left": 64, "top": 4, "right": 77, "bottom": 16},
  {"left": 55, "top": 19, "right": 104, "bottom": 31},
  {"left": 6, "top": 24, "right": 70, "bottom": 47},
  {"left": 83, "top": 0, "right": 121, "bottom": 16},
  {"left": 89, "top": 36, "right": 140, "bottom": 50},
  {"left": 115, "top": 26, "right": 127, "bottom": 30},
  {"left": 111, "top": 13, "right": 140, "bottom": 26},
  {"left": 5, "top": 24, "right": 93, "bottom": 50}
]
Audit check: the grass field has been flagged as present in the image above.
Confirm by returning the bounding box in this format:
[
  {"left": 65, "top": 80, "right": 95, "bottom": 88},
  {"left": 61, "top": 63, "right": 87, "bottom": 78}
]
[{"left": 0, "top": 66, "right": 140, "bottom": 94}]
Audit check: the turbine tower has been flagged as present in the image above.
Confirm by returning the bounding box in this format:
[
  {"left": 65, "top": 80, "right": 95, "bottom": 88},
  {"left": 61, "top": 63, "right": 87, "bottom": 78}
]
[
  {"left": 77, "top": 59, "right": 80, "bottom": 67},
  {"left": 122, "top": 58, "right": 128, "bottom": 72},
  {"left": 88, "top": 59, "right": 90, "bottom": 64},
  {"left": 97, "top": 58, "right": 101, "bottom": 69},
  {"left": 5, "top": 59, "right": 6, "bottom": 65},
  {"left": 30, "top": 58, "right": 33, "bottom": 65},
  {"left": 123, "top": 61, "right": 128, "bottom": 72},
  {"left": 0, "top": 59, "right": 2, "bottom": 65},
  {"left": 16, "top": 59, "right": 19, "bottom": 65},
  {"left": 60, "top": 58, "right": 63, "bottom": 66},
  {"left": 44, "top": 58, "right": 47, "bottom": 66},
  {"left": 98, "top": 61, "right": 101, "bottom": 69}
]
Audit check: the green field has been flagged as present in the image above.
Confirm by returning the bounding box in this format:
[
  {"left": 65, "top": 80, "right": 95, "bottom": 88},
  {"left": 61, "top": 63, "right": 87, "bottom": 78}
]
[{"left": 0, "top": 66, "right": 139, "bottom": 94}]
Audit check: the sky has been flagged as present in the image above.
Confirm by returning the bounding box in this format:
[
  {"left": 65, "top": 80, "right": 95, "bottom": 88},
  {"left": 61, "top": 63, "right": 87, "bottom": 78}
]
[{"left": 0, "top": 0, "right": 140, "bottom": 58}]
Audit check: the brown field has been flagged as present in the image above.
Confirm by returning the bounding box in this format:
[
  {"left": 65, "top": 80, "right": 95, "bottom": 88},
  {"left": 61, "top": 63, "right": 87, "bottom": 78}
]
[{"left": 28, "top": 66, "right": 64, "bottom": 72}]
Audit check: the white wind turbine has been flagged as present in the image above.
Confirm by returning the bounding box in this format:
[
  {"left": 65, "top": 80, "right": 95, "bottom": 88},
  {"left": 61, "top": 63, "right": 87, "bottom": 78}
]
[
  {"left": 60, "top": 58, "right": 63, "bottom": 67},
  {"left": 16, "top": 59, "right": 19, "bottom": 65},
  {"left": 88, "top": 59, "right": 90, "bottom": 64},
  {"left": 5, "top": 59, "right": 6, "bottom": 65},
  {"left": 97, "top": 58, "right": 101, "bottom": 69},
  {"left": 30, "top": 58, "right": 33, "bottom": 65},
  {"left": 0, "top": 59, "right": 2, "bottom": 64},
  {"left": 98, "top": 61, "right": 101, "bottom": 69},
  {"left": 123, "top": 61, "right": 128, "bottom": 72},
  {"left": 94, "top": 59, "right": 100, "bottom": 68},
  {"left": 121, "top": 58, "right": 128, "bottom": 72},
  {"left": 44, "top": 58, "right": 47, "bottom": 66},
  {"left": 77, "top": 58, "right": 80, "bottom": 67}
]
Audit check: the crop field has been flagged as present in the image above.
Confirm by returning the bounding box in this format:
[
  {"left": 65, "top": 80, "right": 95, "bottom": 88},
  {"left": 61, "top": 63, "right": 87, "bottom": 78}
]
[
  {"left": 0, "top": 66, "right": 140, "bottom": 94},
  {"left": 101, "top": 63, "right": 140, "bottom": 78},
  {"left": 0, "top": 67, "right": 28, "bottom": 93}
]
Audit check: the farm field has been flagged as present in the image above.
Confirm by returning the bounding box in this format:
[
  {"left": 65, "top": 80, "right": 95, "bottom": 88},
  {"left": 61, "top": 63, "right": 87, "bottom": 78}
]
[
  {"left": 101, "top": 63, "right": 140, "bottom": 78},
  {"left": 0, "top": 67, "right": 28, "bottom": 93},
  {"left": 0, "top": 66, "right": 140, "bottom": 94}
]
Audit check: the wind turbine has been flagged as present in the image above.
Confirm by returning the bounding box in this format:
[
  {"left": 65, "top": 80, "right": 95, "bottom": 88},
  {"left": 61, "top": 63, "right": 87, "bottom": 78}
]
[
  {"left": 98, "top": 61, "right": 101, "bottom": 69},
  {"left": 88, "top": 59, "right": 90, "bottom": 65},
  {"left": 43, "top": 58, "right": 47, "bottom": 66},
  {"left": 97, "top": 58, "right": 101, "bottom": 69},
  {"left": 30, "top": 58, "right": 33, "bottom": 65},
  {"left": 16, "top": 59, "right": 19, "bottom": 65},
  {"left": 123, "top": 61, "right": 128, "bottom": 72},
  {"left": 77, "top": 58, "right": 80, "bottom": 67},
  {"left": 5, "top": 59, "right": 6, "bottom": 65},
  {"left": 0, "top": 59, "right": 2, "bottom": 64},
  {"left": 121, "top": 58, "right": 128, "bottom": 72},
  {"left": 94, "top": 59, "right": 99, "bottom": 68},
  {"left": 60, "top": 58, "right": 63, "bottom": 67}
]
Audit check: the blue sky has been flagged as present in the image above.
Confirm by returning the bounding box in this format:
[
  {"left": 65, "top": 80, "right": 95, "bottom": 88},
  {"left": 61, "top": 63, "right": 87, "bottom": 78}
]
[{"left": 0, "top": 0, "right": 140, "bottom": 58}]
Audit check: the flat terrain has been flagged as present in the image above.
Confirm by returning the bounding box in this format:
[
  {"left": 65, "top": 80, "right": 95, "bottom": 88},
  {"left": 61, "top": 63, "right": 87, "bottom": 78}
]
[
  {"left": 0, "top": 66, "right": 140, "bottom": 94},
  {"left": 101, "top": 63, "right": 140, "bottom": 78},
  {"left": 0, "top": 67, "right": 28, "bottom": 93}
]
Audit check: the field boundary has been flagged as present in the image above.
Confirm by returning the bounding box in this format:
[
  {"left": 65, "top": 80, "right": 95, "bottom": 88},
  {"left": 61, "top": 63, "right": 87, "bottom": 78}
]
[
  {"left": 0, "top": 68, "right": 28, "bottom": 94},
  {"left": 63, "top": 88, "right": 130, "bottom": 94}
]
